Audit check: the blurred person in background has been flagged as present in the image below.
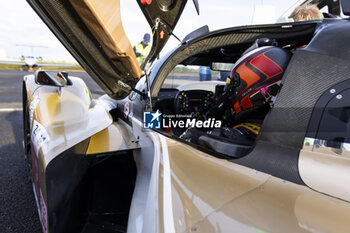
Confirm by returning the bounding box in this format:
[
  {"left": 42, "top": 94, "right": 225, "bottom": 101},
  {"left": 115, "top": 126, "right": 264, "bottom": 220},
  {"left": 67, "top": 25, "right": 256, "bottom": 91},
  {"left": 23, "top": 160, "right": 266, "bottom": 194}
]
[
  {"left": 133, "top": 33, "right": 151, "bottom": 65},
  {"left": 290, "top": 4, "right": 324, "bottom": 51},
  {"left": 290, "top": 4, "right": 324, "bottom": 22}
]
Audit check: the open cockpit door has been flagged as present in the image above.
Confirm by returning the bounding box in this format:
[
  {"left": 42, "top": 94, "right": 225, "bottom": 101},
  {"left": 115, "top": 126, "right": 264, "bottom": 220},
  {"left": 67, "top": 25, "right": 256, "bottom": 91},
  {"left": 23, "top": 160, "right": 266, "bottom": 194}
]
[
  {"left": 136, "top": 0, "right": 196, "bottom": 68},
  {"left": 27, "top": 0, "right": 194, "bottom": 99}
]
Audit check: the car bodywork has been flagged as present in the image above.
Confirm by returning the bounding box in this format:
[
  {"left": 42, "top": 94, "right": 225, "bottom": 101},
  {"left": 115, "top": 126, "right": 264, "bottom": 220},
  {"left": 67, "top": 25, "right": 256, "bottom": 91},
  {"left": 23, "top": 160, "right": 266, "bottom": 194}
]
[{"left": 22, "top": 0, "right": 350, "bottom": 233}]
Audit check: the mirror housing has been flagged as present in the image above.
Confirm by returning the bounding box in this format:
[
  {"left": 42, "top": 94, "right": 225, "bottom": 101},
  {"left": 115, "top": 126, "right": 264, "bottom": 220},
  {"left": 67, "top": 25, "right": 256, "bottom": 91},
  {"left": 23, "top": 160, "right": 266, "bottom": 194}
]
[
  {"left": 211, "top": 62, "right": 235, "bottom": 72},
  {"left": 35, "top": 70, "right": 69, "bottom": 87},
  {"left": 182, "top": 25, "right": 209, "bottom": 43}
]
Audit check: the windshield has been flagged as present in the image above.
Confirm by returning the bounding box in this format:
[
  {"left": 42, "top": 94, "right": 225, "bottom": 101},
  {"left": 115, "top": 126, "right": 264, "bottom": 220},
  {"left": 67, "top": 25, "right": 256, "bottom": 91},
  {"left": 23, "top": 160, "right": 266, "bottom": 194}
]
[{"left": 161, "top": 65, "right": 227, "bottom": 90}]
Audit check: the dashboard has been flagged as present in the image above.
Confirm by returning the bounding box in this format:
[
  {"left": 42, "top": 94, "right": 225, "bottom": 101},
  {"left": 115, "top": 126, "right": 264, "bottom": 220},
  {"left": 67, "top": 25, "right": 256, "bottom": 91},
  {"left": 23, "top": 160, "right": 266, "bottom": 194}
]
[
  {"left": 174, "top": 90, "right": 214, "bottom": 118},
  {"left": 155, "top": 88, "right": 216, "bottom": 120}
]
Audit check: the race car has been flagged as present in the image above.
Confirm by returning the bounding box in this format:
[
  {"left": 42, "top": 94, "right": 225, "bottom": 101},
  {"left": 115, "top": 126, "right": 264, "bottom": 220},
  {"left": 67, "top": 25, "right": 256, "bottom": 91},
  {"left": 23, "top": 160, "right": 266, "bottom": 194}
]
[{"left": 22, "top": 0, "right": 350, "bottom": 232}]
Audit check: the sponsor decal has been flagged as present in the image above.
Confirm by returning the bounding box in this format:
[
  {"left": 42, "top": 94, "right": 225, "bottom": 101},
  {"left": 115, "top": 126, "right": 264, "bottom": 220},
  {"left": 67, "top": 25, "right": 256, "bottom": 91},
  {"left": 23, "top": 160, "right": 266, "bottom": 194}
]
[
  {"left": 39, "top": 190, "right": 48, "bottom": 233},
  {"left": 143, "top": 110, "right": 221, "bottom": 129},
  {"left": 303, "top": 137, "right": 315, "bottom": 147},
  {"left": 32, "top": 185, "right": 48, "bottom": 233},
  {"left": 124, "top": 102, "right": 130, "bottom": 118},
  {"left": 31, "top": 142, "right": 48, "bottom": 233},
  {"left": 31, "top": 120, "right": 49, "bottom": 156}
]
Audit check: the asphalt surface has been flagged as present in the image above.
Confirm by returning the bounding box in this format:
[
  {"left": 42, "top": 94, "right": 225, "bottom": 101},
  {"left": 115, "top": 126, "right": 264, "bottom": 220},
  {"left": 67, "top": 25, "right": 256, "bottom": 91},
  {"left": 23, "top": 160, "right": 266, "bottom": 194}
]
[{"left": 0, "top": 70, "right": 103, "bottom": 233}]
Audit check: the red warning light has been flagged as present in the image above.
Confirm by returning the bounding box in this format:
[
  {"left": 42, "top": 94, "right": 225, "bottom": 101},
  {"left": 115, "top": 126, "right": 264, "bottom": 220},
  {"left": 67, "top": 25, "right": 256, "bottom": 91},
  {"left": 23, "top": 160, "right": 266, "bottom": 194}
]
[{"left": 141, "top": 0, "right": 152, "bottom": 5}]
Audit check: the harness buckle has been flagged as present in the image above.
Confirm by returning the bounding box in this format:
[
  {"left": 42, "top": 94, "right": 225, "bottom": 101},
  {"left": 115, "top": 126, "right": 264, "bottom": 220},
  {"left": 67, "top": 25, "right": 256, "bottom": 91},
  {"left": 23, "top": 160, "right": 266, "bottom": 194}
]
[{"left": 259, "top": 88, "right": 272, "bottom": 103}]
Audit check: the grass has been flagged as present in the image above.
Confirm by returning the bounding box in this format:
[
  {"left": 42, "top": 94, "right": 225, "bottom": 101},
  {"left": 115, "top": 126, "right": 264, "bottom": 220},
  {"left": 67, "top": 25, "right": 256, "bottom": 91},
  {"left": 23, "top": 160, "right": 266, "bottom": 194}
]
[{"left": 0, "top": 63, "right": 84, "bottom": 72}]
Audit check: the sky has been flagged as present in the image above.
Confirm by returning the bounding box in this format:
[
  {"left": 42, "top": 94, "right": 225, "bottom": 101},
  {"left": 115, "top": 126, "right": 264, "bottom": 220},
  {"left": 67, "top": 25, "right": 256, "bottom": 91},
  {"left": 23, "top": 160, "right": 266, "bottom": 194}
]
[{"left": 0, "top": 0, "right": 299, "bottom": 62}]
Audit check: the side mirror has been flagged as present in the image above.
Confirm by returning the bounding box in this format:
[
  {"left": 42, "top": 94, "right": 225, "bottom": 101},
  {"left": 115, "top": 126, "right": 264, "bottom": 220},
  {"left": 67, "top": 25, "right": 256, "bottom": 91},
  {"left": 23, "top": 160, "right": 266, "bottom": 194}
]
[
  {"left": 35, "top": 70, "right": 69, "bottom": 87},
  {"left": 211, "top": 62, "right": 235, "bottom": 72},
  {"left": 182, "top": 25, "right": 209, "bottom": 43}
]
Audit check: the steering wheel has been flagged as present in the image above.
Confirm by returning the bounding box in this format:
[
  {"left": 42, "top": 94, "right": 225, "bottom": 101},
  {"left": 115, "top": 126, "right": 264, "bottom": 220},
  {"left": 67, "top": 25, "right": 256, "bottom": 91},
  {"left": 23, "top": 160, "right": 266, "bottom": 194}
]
[{"left": 174, "top": 90, "right": 214, "bottom": 117}]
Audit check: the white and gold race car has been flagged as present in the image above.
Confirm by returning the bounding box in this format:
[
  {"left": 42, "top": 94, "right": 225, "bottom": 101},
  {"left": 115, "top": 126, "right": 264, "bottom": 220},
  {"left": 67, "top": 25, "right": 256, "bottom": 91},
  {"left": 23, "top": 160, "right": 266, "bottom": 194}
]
[{"left": 22, "top": 0, "right": 350, "bottom": 232}]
